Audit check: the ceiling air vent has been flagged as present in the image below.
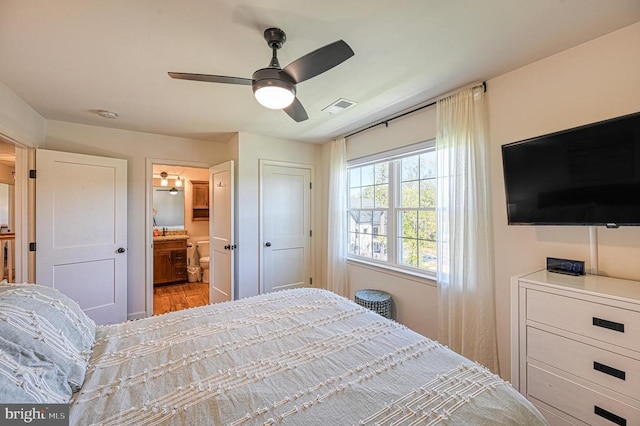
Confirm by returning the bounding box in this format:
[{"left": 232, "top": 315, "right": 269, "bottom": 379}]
[{"left": 322, "top": 98, "right": 357, "bottom": 115}]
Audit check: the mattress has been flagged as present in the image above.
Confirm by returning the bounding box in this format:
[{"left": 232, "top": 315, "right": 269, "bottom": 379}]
[{"left": 70, "top": 288, "right": 547, "bottom": 425}]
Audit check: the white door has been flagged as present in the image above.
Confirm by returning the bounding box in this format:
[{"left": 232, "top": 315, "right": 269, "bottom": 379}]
[
  {"left": 36, "top": 149, "right": 127, "bottom": 325},
  {"left": 261, "top": 162, "right": 312, "bottom": 293},
  {"left": 210, "top": 161, "right": 234, "bottom": 303}
]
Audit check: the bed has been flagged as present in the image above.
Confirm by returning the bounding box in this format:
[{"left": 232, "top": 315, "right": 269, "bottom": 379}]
[{"left": 0, "top": 283, "right": 547, "bottom": 425}]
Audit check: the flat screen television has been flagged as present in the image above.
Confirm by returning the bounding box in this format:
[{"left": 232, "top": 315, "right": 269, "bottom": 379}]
[{"left": 502, "top": 112, "right": 640, "bottom": 226}]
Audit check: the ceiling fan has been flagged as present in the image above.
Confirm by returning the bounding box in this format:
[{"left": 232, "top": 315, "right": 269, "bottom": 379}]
[{"left": 169, "top": 28, "right": 354, "bottom": 122}]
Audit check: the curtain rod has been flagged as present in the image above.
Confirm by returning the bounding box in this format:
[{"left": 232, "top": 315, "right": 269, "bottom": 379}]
[{"left": 344, "top": 81, "right": 486, "bottom": 139}]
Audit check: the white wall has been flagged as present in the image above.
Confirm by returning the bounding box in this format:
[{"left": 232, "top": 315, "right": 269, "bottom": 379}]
[
  {"left": 235, "top": 132, "right": 322, "bottom": 299},
  {"left": 0, "top": 82, "right": 45, "bottom": 147},
  {"left": 44, "top": 120, "right": 231, "bottom": 318},
  {"left": 488, "top": 22, "right": 640, "bottom": 380}
]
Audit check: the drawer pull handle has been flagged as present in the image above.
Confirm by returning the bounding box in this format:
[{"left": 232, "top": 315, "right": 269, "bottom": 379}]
[
  {"left": 594, "top": 406, "right": 626, "bottom": 426},
  {"left": 592, "top": 317, "right": 625, "bottom": 333},
  {"left": 594, "top": 361, "right": 626, "bottom": 380}
]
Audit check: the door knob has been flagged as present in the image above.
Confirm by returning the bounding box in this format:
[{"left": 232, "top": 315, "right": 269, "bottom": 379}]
[
  {"left": 265, "top": 242, "right": 272, "bottom": 247},
  {"left": 117, "top": 247, "right": 126, "bottom": 253}
]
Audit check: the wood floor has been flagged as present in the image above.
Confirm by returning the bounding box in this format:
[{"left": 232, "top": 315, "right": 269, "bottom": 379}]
[{"left": 153, "top": 281, "right": 209, "bottom": 316}]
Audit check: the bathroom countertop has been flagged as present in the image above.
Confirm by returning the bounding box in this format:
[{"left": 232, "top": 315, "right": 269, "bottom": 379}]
[{"left": 153, "top": 235, "right": 190, "bottom": 241}]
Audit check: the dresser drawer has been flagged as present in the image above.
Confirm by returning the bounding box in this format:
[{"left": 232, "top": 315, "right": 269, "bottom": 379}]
[
  {"left": 528, "top": 364, "right": 640, "bottom": 425},
  {"left": 532, "top": 402, "right": 580, "bottom": 426},
  {"left": 528, "top": 327, "right": 640, "bottom": 401},
  {"left": 527, "top": 289, "right": 640, "bottom": 352}
]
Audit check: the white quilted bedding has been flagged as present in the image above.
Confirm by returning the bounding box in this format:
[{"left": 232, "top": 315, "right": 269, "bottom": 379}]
[{"left": 70, "top": 288, "right": 547, "bottom": 425}]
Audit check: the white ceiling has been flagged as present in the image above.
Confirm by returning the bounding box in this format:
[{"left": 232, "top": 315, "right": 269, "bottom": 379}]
[{"left": 1, "top": 0, "right": 639, "bottom": 144}]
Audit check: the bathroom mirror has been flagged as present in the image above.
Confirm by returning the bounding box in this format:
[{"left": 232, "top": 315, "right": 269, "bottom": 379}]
[{"left": 153, "top": 187, "right": 184, "bottom": 229}]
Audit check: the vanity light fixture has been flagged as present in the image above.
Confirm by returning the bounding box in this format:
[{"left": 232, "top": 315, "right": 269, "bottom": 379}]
[
  {"left": 174, "top": 176, "right": 183, "bottom": 187},
  {"left": 160, "top": 172, "right": 169, "bottom": 187},
  {"left": 169, "top": 187, "right": 178, "bottom": 195}
]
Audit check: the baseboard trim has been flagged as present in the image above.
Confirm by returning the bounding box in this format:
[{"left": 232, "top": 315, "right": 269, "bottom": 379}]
[{"left": 127, "top": 311, "right": 148, "bottom": 321}]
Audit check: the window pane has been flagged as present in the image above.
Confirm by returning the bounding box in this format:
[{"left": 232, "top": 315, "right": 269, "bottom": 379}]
[
  {"left": 361, "top": 186, "right": 375, "bottom": 208},
  {"left": 374, "top": 184, "right": 388, "bottom": 208},
  {"left": 420, "top": 152, "right": 436, "bottom": 179},
  {"left": 401, "top": 181, "right": 419, "bottom": 208},
  {"left": 375, "top": 163, "right": 389, "bottom": 184},
  {"left": 418, "top": 210, "right": 436, "bottom": 241},
  {"left": 420, "top": 179, "right": 436, "bottom": 208},
  {"left": 418, "top": 240, "right": 436, "bottom": 270},
  {"left": 361, "top": 165, "right": 374, "bottom": 186},
  {"left": 349, "top": 187, "right": 361, "bottom": 209},
  {"left": 372, "top": 211, "right": 387, "bottom": 236},
  {"left": 400, "top": 210, "right": 417, "bottom": 238},
  {"left": 349, "top": 168, "right": 361, "bottom": 188},
  {"left": 401, "top": 156, "right": 419, "bottom": 181},
  {"left": 348, "top": 231, "right": 359, "bottom": 255},
  {"left": 348, "top": 211, "right": 359, "bottom": 233},
  {"left": 359, "top": 210, "right": 373, "bottom": 228},
  {"left": 400, "top": 238, "right": 418, "bottom": 267},
  {"left": 359, "top": 232, "right": 373, "bottom": 257},
  {"left": 372, "top": 236, "right": 387, "bottom": 260}
]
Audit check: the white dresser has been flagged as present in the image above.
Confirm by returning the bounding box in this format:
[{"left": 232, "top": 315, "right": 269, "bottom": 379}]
[{"left": 511, "top": 270, "right": 640, "bottom": 426}]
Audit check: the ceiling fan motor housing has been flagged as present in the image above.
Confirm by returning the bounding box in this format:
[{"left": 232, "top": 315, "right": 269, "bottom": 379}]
[
  {"left": 263, "top": 28, "right": 287, "bottom": 50},
  {"left": 251, "top": 68, "right": 296, "bottom": 96}
]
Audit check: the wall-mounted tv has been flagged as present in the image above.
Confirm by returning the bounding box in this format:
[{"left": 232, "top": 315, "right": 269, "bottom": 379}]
[{"left": 502, "top": 112, "right": 640, "bottom": 226}]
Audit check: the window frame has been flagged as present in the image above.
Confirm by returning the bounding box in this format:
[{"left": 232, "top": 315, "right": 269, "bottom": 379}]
[{"left": 346, "top": 140, "right": 436, "bottom": 279}]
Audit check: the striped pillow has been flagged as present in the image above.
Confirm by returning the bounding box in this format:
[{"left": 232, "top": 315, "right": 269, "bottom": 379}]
[
  {"left": 0, "top": 335, "right": 72, "bottom": 403},
  {"left": 0, "top": 284, "right": 96, "bottom": 391}
]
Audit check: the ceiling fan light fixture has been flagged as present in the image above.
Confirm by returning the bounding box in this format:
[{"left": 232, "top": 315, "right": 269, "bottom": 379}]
[
  {"left": 254, "top": 85, "right": 295, "bottom": 109},
  {"left": 252, "top": 69, "right": 296, "bottom": 110}
]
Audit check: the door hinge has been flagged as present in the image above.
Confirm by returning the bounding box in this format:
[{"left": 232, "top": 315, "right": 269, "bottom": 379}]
[
  {"left": 309, "top": 182, "right": 312, "bottom": 189},
  {"left": 29, "top": 242, "right": 37, "bottom": 252},
  {"left": 310, "top": 230, "right": 312, "bottom": 237},
  {"left": 29, "top": 170, "right": 37, "bottom": 179},
  {"left": 310, "top": 277, "right": 313, "bottom": 285}
]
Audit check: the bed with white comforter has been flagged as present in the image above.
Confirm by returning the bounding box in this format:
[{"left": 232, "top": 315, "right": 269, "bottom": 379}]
[{"left": 70, "top": 288, "right": 546, "bottom": 425}]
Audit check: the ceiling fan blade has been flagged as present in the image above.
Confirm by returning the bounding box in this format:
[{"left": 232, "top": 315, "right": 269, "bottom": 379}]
[
  {"left": 282, "top": 40, "right": 354, "bottom": 84},
  {"left": 168, "top": 72, "right": 252, "bottom": 85},
  {"left": 283, "top": 97, "right": 308, "bottom": 122}
]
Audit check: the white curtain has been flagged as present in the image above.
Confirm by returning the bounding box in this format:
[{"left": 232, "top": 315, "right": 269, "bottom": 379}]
[
  {"left": 436, "top": 86, "right": 499, "bottom": 373},
  {"left": 326, "top": 138, "right": 348, "bottom": 297}
]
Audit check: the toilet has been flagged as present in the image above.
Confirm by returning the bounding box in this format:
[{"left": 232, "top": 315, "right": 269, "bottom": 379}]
[{"left": 196, "top": 240, "right": 210, "bottom": 283}]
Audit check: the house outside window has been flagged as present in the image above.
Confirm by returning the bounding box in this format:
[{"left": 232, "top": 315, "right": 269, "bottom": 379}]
[{"left": 347, "top": 143, "right": 436, "bottom": 276}]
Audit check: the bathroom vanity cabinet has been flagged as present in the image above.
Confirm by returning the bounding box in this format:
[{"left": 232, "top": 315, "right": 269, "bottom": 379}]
[{"left": 153, "top": 239, "right": 187, "bottom": 285}]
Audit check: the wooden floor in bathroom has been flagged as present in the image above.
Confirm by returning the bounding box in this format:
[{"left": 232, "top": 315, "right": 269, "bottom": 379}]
[{"left": 153, "top": 281, "right": 209, "bottom": 315}]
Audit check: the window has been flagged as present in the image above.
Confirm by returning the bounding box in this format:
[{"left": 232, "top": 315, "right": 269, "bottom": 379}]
[{"left": 347, "top": 144, "right": 437, "bottom": 275}]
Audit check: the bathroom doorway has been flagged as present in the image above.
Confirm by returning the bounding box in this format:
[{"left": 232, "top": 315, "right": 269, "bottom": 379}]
[{"left": 148, "top": 161, "right": 211, "bottom": 315}]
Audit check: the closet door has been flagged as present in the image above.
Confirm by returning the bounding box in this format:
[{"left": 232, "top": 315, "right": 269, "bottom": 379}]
[
  {"left": 260, "top": 161, "right": 312, "bottom": 294},
  {"left": 35, "top": 149, "right": 127, "bottom": 325}
]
